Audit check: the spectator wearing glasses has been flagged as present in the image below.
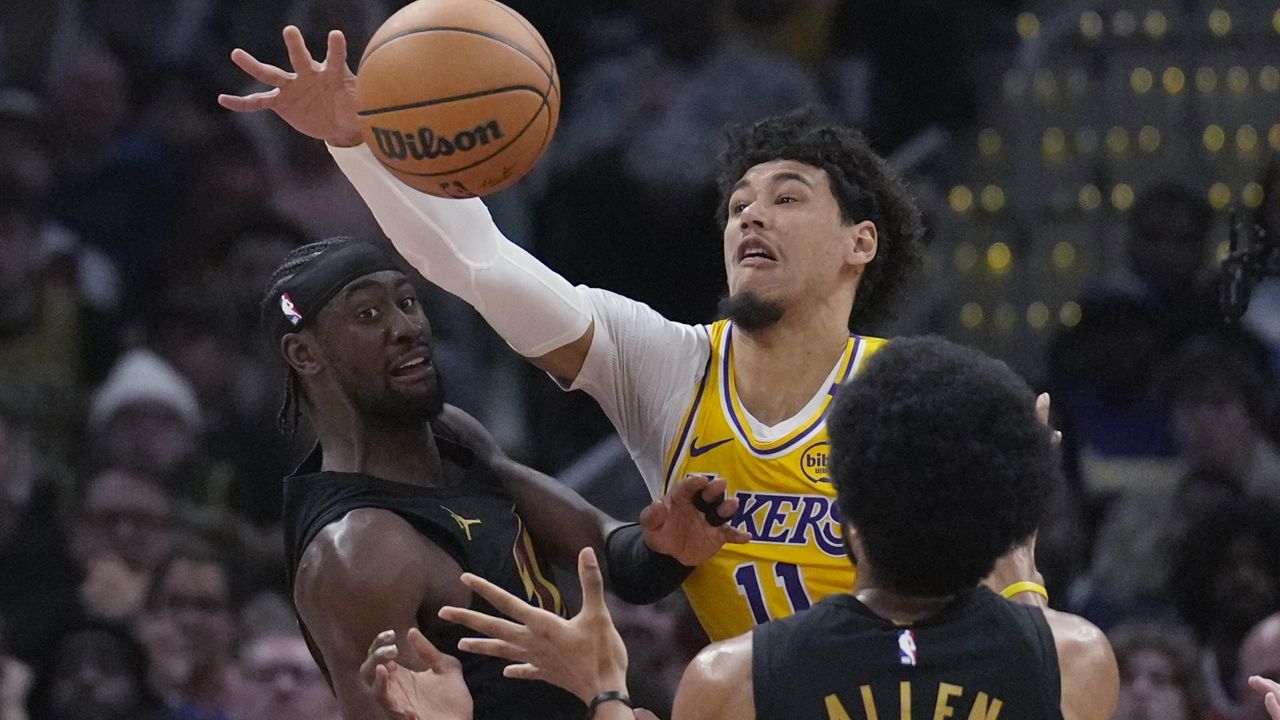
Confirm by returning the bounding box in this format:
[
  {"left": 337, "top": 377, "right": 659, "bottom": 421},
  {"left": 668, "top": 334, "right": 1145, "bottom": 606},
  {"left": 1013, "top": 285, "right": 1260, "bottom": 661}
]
[
  {"left": 237, "top": 628, "right": 337, "bottom": 720},
  {"left": 137, "top": 542, "right": 241, "bottom": 720}
]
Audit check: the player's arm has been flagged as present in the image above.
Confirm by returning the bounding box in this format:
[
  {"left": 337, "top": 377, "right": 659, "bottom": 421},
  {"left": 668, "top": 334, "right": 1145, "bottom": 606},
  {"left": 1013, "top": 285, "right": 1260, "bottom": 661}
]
[
  {"left": 1044, "top": 608, "right": 1119, "bottom": 720},
  {"left": 294, "top": 509, "right": 470, "bottom": 720},
  {"left": 217, "top": 25, "right": 593, "bottom": 380},
  {"left": 670, "top": 635, "right": 756, "bottom": 720},
  {"left": 441, "top": 406, "right": 745, "bottom": 603}
]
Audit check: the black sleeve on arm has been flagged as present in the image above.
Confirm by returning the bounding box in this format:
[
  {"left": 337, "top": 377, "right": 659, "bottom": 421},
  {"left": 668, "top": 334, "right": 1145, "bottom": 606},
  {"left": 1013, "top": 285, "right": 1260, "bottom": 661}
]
[{"left": 604, "top": 523, "right": 695, "bottom": 605}]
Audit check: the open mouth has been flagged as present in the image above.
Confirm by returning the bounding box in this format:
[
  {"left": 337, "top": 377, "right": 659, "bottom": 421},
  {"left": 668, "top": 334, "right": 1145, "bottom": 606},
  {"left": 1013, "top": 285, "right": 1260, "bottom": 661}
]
[
  {"left": 389, "top": 354, "right": 433, "bottom": 379},
  {"left": 737, "top": 237, "right": 778, "bottom": 265}
]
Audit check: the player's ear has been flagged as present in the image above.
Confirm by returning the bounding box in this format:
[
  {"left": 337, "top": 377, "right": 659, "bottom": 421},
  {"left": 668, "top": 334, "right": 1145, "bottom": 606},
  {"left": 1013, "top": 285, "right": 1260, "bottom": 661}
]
[
  {"left": 844, "top": 220, "right": 877, "bottom": 268},
  {"left": 281, "top": 332, "right": 322, "bottom": 377},
  {"left": 842, "top": 522, "right": 864, "bottom": 567}
]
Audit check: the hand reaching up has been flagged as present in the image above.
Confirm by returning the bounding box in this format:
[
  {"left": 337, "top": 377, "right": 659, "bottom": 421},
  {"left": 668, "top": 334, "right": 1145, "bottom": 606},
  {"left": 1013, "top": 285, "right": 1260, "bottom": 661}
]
[
  {"left": 439, "top": 547, "right": 629, "bottom": 706},
  {"left": 641, "top": 474, "right": 749, "bottom": 566},
  {"left": 361, "top": 628, "right": 473, "bottom": 720},
  {"left": 218, "top": 25, "right": 364, "bottom": 147}
]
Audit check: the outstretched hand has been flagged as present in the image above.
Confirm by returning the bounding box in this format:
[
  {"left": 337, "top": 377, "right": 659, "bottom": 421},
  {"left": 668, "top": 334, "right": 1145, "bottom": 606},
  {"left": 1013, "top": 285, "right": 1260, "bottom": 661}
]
[
  {"left": 218, "top": 25, "right": 364, "bottom": 147},
  {"left": 361, "top": 628, "right": 473, "bottom": 720},
  {"left": 642, "top": 474, "right": 749, "bottom": 566},
  {"left": 1250, "top": 676, "right": 1280, "bottom": 720},
  {"left": 439, "top": 547, "right": 629, "bottom": 705}
]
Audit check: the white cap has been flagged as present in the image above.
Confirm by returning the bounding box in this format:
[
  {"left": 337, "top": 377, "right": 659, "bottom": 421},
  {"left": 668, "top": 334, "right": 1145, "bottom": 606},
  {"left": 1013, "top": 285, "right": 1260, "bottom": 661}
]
[{"left": 88, "top": 349, "right": 201, "bottom": 432}]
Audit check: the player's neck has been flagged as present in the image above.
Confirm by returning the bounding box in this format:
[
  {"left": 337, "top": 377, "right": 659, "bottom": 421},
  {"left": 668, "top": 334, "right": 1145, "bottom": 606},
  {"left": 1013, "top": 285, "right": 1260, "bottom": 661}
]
[
  {"left": 852, "top": 572, "right": 961, "bottom": 625},
  {"left": 315, "top": 414, "right": 447, "bottom": 487},
  {"left": 732, "top": 307, "right": 850, "bottom": 425}
]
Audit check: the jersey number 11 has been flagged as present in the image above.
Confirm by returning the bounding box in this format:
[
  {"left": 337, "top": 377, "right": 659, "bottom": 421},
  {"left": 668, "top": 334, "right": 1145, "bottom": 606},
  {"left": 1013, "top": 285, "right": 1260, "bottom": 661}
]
[{"left": 734, "top": 562, "right": 813, "bottom": 624}]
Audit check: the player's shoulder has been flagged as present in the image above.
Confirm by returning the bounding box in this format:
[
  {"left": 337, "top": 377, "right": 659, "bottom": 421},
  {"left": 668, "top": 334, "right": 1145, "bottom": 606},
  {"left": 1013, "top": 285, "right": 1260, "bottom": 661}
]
[
  {"left": 1042, "top": 607, "right": 1110, "bottom": 659},
  {"left": 296, "top": 508, "right": 440, "bottom": 603},
  {"left": 436, "top": 404, "right": 501, "bottom": 458},
  {"left": 1043, "top": 608, "right": 1119, "bottom": 720},
  {"left": 293, "top": 507, "right": 469, "bottom": 653},
  {"left": 674, "top": 633, "right": 755, "bottom": 718}
]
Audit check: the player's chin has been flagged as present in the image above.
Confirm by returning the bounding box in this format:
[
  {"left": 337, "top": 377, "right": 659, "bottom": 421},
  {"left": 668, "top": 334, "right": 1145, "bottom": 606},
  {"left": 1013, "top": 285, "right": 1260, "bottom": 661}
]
[
  {"left": 729, "top": 272, "right": 788, "bottom": 300},
  {"left": 381, "top": 386, "right": 445, "bottom": 421}
]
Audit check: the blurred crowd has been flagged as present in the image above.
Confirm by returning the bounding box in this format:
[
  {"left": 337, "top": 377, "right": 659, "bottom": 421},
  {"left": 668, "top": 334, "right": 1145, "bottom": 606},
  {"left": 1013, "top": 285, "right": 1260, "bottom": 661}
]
[{"left": 1, "top": 0, "right": 1278, "bottom": 719}]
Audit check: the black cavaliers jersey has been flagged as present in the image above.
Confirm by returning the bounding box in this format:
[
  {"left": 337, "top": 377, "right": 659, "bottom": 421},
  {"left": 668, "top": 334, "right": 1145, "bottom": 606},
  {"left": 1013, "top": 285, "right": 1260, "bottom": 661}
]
[
  {"left": 753, "top": 588, "right": 1063, "bottom": 720},
  {"left": 282, "top": 419, "right": 583, "bottom": 719}
]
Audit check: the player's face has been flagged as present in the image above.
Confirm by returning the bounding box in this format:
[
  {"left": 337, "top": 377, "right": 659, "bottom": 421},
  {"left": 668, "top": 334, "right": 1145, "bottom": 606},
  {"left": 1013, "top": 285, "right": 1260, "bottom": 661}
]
[
  {"left": 723, "top": 160, "right": 869, "bottom": 311},
  {"left": 314, "top": 270, "right": 444, "bottom": 424}
]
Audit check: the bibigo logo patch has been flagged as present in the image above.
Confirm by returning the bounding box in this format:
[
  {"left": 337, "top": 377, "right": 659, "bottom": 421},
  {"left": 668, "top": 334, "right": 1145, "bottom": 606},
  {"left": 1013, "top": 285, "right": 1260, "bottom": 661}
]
[{"left": 800, "top": 441, "right": 831, "bottom": 483}]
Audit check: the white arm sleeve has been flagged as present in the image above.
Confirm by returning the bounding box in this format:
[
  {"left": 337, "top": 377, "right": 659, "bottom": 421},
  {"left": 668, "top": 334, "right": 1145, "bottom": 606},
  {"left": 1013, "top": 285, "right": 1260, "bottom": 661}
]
[
  {"left": 565, "top": 288, "right": 710, "bottom": 497},
  {"left": 328, "top": 143, "right": 590, "bottom": 358}
]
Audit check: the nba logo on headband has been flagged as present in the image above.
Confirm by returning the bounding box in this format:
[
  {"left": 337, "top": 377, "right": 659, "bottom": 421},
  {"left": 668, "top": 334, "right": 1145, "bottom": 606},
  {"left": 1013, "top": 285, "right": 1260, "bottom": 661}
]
[{"left": 280, "top": 293, "right": 303, "bottom": 326}]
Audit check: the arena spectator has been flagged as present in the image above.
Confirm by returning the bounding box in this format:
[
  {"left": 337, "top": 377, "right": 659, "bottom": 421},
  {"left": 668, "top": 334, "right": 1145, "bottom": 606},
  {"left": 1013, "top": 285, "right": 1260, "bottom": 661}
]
[
  {"left": 235, "top": 596, "right": 338, "bottom": 720},
  {"left": 1046, "top": 183, "right": 1219, "bottom": 502},
  {"left": 1110, "top": 621, "right": 1206, "bottom": 720},
  {"left": 138, "top": 542, "right": 242, "bottom": 720},
  {"left": 0, "top": 400, "right": 77, "bottom": 657},
  {"left": 1165, "top": 335, "right": 1280, "bottom": 507},
  {"left": 1173, "top": 501, "right": 1280, "bottom": 719},
  {"left": 88, "top": 349, "right": 207, "bottom": 500},
  {"left": 26, "top": 623, "right": 175, "bottom": 720}
]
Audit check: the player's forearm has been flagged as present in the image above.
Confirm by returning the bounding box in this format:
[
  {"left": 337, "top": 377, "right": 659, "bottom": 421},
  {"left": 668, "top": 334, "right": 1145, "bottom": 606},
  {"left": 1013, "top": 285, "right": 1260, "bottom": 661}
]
[
  {"left": 328, "top": 143, "right": 591, "bottom": 358},
  {"left": 604, "top": 523, "right": 694, "bottom": 604},
  {"left": 495, "top": 455, "right": 619, "bottom": 568}
]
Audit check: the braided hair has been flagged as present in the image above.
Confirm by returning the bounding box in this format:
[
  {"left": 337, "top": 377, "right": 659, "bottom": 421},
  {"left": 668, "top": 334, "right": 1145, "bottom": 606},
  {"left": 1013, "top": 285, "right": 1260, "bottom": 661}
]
[{"left": 260, "top": 237, "right": 351, "bottom": 434}]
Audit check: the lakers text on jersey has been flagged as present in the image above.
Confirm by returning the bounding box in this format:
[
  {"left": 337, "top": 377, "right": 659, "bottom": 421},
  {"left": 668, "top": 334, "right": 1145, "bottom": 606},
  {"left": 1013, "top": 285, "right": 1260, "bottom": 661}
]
[{"left": 662, "top": 320, "right": 886, "bottom": 641}]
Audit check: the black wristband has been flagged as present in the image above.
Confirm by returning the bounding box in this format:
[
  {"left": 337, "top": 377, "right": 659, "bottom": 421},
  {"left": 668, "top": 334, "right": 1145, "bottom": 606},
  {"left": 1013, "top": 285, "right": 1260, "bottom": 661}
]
[
  {"left": 585, "top": 690, "right": 632, "bottom": 719},
  {"left": 604, "top": 523, "right": 695, "bottom": 604},
  {"left": 691, "top": 490, "right": 730, "bottom": 526}
]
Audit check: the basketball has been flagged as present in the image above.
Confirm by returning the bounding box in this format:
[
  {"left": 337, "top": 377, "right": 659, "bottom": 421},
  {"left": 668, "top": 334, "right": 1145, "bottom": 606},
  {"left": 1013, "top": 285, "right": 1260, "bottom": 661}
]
[{"left": 355, "top": 0, "right": 560, "bottom": 198}]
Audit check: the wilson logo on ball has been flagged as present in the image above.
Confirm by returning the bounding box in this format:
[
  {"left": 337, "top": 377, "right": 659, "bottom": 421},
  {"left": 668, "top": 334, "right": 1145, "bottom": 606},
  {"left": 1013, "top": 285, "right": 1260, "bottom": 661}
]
[{"left": 371, "top": 121, "right": 506, "bottom": 162}]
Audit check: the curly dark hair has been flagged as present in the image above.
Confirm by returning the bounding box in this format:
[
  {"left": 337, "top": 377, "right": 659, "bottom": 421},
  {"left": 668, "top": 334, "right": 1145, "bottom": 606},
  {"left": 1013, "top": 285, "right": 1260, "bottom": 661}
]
[
  {"left": 828, "top": 336, "right": 1059, "bottom": 596},
  {"left": 713, "top": 109, "right": 926, "bottom": 328}
]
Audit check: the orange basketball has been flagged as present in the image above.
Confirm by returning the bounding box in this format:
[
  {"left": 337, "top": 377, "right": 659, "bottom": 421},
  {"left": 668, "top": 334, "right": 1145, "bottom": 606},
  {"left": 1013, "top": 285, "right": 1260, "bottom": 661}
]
[{"left": 355, "top": 0, "right": 560, "bottom": 198}]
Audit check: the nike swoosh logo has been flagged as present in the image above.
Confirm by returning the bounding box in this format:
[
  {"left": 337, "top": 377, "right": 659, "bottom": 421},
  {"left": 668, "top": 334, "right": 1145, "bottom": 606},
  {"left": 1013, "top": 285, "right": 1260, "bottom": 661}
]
[{"left": 689, "top": 436, "right": 733, "bottom": 457}]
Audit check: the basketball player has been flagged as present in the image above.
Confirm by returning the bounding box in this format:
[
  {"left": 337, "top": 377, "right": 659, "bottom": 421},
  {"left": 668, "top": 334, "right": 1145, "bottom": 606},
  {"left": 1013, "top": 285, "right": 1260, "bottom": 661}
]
[
  {"left": 219, "top": 28, "right": 1043, "bottom": 643},
  {"left": 365, "top": 338, "right": 1119, "bottom": 720},
  {"left": 263, "top": 237, "right": 745, "bottom": 720}
]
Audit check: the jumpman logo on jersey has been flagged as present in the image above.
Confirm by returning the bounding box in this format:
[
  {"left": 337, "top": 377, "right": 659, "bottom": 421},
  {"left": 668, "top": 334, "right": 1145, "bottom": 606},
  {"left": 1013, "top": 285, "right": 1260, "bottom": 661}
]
[{"left": 442, "top": 506, "right": 482, "bottom": 541}]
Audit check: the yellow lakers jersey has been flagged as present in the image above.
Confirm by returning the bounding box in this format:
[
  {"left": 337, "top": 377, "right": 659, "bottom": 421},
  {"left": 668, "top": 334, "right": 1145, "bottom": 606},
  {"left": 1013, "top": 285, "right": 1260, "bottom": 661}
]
[{"left": 663, "top": 320, "right": 887, "bottom": 641}]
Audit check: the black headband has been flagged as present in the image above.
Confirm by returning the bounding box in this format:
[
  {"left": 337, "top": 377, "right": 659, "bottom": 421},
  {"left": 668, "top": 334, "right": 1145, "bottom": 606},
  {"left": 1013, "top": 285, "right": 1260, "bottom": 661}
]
[{"left": 272, "top": 242, "right": 401, "bottom": 335}]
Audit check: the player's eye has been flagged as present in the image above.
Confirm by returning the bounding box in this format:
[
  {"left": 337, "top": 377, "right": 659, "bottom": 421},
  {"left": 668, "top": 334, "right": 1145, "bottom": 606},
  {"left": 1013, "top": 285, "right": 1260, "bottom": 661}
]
[
  {"left": 776, "top": 195, "right": 797, "bottom": 204},
  {"left": 398, "top": 296, "right": 417, "bottom": 311},
  {"left": 729, "top": 201, "right": 749, "bottom": 215},
  {"left": 358, "top": 307, "right": 380, "bottom": 321}
]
